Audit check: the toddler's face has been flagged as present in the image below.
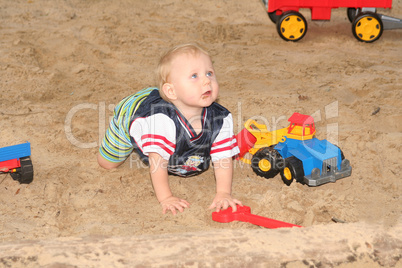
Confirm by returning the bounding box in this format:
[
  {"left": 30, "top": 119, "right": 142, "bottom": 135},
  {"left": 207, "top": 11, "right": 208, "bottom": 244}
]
[{"left": 168, "top": 52, "right": 219, "bottom": 109}]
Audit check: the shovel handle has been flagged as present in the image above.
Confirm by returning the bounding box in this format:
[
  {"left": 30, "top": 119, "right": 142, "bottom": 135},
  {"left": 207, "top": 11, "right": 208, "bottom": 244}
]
[{"left": 212, "top": 205, "right": 301, "bottom": 229}]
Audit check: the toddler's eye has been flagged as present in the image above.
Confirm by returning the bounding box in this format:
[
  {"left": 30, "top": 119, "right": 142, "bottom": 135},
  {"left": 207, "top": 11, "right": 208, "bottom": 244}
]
[
  {"left": 191, "top": 73, "right": 198, "bottom": 79},
  {"left": 206, "top": 71, "right": 213, "bottom": 77}
]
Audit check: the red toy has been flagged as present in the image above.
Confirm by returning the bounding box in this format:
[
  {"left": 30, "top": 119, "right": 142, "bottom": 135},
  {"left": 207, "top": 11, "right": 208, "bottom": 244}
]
[
  {"left": 262, "top": 0, "right": 401, "bottom": 42},
  {"left": 212, "top": 205, "right": 301, "bottom": 229},
  {"left": 235, "top": 128, "right": 257, "bottom": 160}
]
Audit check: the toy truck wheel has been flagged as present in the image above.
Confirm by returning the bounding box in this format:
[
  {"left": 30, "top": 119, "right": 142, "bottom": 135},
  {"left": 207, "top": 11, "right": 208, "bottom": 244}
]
[
  {"left": 268, "top": 11, "right": 280, "bottom": 23},
  {"left": 352, "top": 12, "right": 383, "bottom": 43},
  {"left": 10, "top": 157, "right": 33, "bottom": 184},
  {"left": 277, "top": 11, "right": 307, "bottom": 42},
  {"left": 347, "top": 8, "right": 358, "bottom": 23},
  {"left": 251, "top": 147, "right": 283, "bottom": 179},
  {"left": 261, "top": 0, "right": 278, "bottom": 23},
  {"left": 280, "top": 156, "right": 305, "bottom": 186}
]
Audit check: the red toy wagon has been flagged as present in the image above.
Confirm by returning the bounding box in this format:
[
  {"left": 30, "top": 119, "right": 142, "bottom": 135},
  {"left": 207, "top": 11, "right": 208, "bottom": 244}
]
[{"left": 262, "top": 0, "right": 402, "bottom": 42}]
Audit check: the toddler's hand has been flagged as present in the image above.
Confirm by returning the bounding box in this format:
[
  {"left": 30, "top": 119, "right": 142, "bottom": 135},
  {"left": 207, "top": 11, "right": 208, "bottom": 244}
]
[
  {"left": 208, "top": 192, "right": 242, "bottom": 213},
  {"left": 160, "top": 196, "right": 190, "bottom": 215}
]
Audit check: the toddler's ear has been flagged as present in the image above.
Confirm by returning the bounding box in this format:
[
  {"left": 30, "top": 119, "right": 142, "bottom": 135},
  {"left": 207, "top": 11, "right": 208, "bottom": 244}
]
[{"left": 162, "top": 83, "right": 177, "bottom": 101}]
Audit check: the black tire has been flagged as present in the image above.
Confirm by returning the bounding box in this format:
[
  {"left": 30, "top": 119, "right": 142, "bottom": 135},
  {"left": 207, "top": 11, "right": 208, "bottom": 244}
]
[
  {"left": 280, "top": 156, "right": 305, "bottom": 186},
  {"left": 251, "top": 146, "right": 283, "bottom": 179},
  {"left": 347, "top": 8, "right": 357, "bottom": 23},
  {"left": 276, "top": 11, "right": 307, "bottom": 42},
  {"left": 352, "top": 12, "right": 383, "bottom": 43},
  {"left": 268, "top": 11, "right": 280, "bottom": 23},
  {"left": 10, "top": 157, "right": 34, "bottom": 184}
]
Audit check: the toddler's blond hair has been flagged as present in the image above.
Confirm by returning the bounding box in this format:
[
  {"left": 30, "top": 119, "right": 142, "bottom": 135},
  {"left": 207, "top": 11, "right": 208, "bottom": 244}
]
[{"left": 157, "top": 43, "right": 210, "bottom": 102}]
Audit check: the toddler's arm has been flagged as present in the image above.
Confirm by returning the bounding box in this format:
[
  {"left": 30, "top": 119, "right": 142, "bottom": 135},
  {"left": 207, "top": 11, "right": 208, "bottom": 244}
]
[
  {"left": 209, "top": 157, "right": 242, "bottom": 212},
  {"left": 148, "top": 152, "right": 190, "bottom": 215},
  {"left": 97, "top": 153, "right": 123, "bottom": 169}
]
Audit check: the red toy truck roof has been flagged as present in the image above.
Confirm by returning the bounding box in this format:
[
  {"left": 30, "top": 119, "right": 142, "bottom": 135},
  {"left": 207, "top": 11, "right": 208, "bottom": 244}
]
[{"left": 287, "top": 113, "right": 316, "bottom": 136}]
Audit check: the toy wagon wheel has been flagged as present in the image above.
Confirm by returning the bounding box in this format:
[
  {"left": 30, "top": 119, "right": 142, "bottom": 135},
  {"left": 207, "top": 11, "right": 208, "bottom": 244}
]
[
  {"left": 347, "top": 8, "right": 358, "bottom": 23},
  {"left": 352, "top": 12, "right": 383, "bottom": 43},
  {"left": 280, "top": 156, "right": 305, "bottom": 186},
  {"left": 251, "top": 146, "right": 283, "bottom": 179},
  {"left": 261, "top": 0, "right": 279, "bottom": 24},
  {"left": 276, "top": 11, "right": 307, "bottom": 42},
  {"left": 10, "top": 157, "right": 34, "bottom": 184},
  {"left": 268, "top": 11, "right": 280, "bottom": 23}
]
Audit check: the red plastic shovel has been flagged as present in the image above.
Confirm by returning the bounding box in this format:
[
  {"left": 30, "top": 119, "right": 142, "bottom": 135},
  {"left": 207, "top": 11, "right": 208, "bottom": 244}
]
[{"left": 212, "top": 205, "right": 301, "bottom": 229}]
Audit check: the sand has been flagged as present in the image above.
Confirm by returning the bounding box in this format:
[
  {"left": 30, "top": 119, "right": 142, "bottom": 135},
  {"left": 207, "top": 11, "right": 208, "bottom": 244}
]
[{"left": 0, "top": 0, "right": 401, "bottom": 267}]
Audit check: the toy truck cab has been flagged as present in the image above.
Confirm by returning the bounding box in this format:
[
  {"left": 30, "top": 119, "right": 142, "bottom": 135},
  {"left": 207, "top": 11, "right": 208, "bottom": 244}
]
[
  {"left": 237, "top": 113, "right": 352, "bottom": 186},
  {"left": 274, "top": 114, "right": 352, "bottom": 186}
]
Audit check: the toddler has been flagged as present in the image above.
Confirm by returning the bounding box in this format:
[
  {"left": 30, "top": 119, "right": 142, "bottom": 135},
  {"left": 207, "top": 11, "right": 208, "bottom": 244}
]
[{"left": 98, "top": 43, "right": 242, "bottom": 215}]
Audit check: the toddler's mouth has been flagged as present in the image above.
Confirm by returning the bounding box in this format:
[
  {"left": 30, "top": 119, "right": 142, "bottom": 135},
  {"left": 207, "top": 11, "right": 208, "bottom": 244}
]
[{"left": 202, "top": 91, "right": 212, "bottom": 98}]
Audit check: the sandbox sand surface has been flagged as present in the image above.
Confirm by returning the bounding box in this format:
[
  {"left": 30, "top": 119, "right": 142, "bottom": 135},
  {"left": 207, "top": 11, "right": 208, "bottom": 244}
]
[{"left": 0, "top": 0, "right": 401, "bottom": 267}]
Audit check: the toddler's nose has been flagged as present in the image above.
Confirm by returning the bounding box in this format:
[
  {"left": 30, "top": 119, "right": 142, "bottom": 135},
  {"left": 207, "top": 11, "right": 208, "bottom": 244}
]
[{"left": 203, "top": 75, "right": 211, "bottom": 85}]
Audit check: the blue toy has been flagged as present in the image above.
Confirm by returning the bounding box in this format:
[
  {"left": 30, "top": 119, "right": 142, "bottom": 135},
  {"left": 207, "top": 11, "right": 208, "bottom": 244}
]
[{"left": 236, "top": 113, "right": 352, "bottom": 186}]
